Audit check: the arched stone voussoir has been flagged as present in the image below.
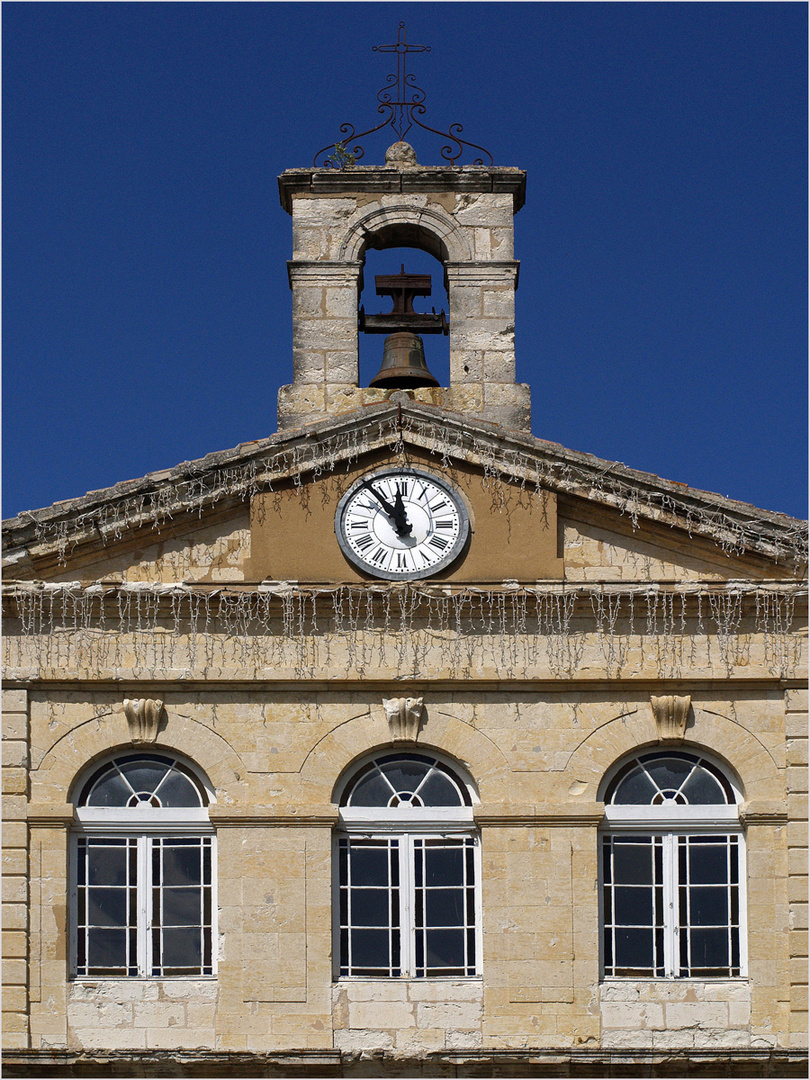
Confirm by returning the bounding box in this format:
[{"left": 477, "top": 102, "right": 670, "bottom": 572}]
[
  {"left": 564, "top": 708, "right": 783, "bottom": 803},
  {"left": 32, "top": 708, "right": 249, "bottom": 805},
  {"left": 338, "top": 203, "right": 473, "bottom": 264},
  {"left": 299, "top": 710, "right": 510, "bottom": 806}
]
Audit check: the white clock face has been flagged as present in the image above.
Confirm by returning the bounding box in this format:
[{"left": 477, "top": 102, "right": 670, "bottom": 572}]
[{"left": 336, "top": 468, "right": 470, "bottom": 580}]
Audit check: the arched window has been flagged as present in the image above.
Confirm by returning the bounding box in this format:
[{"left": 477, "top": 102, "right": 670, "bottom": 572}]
[
  {"left": 335, "top": 751, "right": 479, "bottom": 979},
  {"left": 600, "top": 750, "right": 744, "bottom": 979},
  {"left": 71, "top": 753, "right": 214, "bottom": 979}
]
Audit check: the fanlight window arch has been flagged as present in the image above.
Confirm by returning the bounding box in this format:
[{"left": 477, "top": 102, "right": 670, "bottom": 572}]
[
  {"left": 604, "top": 751, "right": 737, "bottom": 807},
  {"left": 78, "top": 753, "right": 208, "bottom": 809},
  {"left": 335, "top": 751, "right": 479, "bottom": 980},
  {"left": 72, "top": 753, "right": 214, "bottom": 980},
  {"left": 340, "top": 752, "right": 472, "bottom": 809},
  {"left": 601, "top": 749, "right": 744, "bottom": 980}
]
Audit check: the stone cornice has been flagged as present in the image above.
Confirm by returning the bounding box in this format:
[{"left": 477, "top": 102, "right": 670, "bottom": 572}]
[
  {"left": 4, "top": 1046, "right": 807, "bottom": 1078},
  {"left": 278, "top": 165, "right": 527, "bottom": 214},
  {"left": 3, "top": 400, "right": 805, "bottom": 570}
]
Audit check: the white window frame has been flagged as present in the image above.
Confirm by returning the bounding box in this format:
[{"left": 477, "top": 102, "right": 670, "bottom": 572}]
[
  {"left": 600, "top": 752, "right": 746, "bottom": 980},
  {"left": 70, "top": 755, "right": 216, "bottom": 980},
  {"left": 334, "top": 752, "right": 481, "bottom": 980}
]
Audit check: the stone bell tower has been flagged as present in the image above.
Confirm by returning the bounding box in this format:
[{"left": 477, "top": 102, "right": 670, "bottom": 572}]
[{"left": 276, "top": 25, "right": 531, "bottom": 433}]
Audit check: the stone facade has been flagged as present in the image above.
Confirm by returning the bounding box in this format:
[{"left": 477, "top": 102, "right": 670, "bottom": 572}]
[{"left": 2, "top": 151, "right": 807, "bottom": 1077}]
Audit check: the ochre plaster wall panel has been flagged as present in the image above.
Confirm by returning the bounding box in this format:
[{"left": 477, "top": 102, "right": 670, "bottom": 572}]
[{"left": 249, "top": 449, "right": 563, "bottom": 583}]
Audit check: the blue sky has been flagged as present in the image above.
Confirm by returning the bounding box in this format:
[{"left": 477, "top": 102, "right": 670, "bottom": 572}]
[{"left": 3, "top": 2, "right": 807, "bottom": 520}]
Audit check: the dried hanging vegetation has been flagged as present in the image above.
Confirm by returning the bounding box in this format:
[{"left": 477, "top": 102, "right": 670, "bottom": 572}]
[
  {"left": 5, "top": 579, "right": 804, "bottom": 682},
  {"left": 4, "top": 409, "right": 806, "bottom": 682},
  {"left": 7, "top": 412, "right": 807, "bottom": 570}
]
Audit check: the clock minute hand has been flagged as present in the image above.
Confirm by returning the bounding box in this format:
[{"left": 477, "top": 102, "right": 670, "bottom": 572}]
[{"left": 361, "top": 482, "right": 397, "bottom": 518}]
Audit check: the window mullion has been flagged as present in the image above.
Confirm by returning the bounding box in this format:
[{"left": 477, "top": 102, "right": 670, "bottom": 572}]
[
  {"left": 138, "top": 836, "right": 151, "bottom": 977},
  {"left": 400, "top": 836, "right": 415, "bottom": 978},
  {"left": 662, "top": 833, "right": 678, "bottom": 978}
]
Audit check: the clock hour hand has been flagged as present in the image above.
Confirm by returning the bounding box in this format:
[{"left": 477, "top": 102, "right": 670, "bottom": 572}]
[{"left": 392, "top": 489, "right": 413, "bottom": 536}]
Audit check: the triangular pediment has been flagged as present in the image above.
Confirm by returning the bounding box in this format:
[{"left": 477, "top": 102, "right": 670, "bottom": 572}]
[{"left": 3, "top": 401, "right": 805, "bottom": 585}]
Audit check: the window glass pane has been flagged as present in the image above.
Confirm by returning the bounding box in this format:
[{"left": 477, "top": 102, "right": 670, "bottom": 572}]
[
  {"left": 425, "top": 843, "right": 463, "bottom": 886},
  {"left": 380, "top": 760, "right": 431, "bottom": 796},
  {"left": 612, "top": 840, "right": 653, "bottom": 884},
  {"left": 161, "top": 842, "right": 203, "bottom": 885},
  {"left": 349, "top": 928, "right": 392, "bottom": 972},
  {"left": 161, "top": 927, "right": 203, "bottom": 969},
  {"left": 161, "top": 888, "right": 202, "bottom": 926},
  {"left": 349, "top": 844, "right": 390, "bottom": 886},
  {"left": 645, "top": 757, "right": 693, "bottom": 794},
  {"left": 613, "top": 766, "right": 657, "bottom": 805},
  {"left": 680, "top": 769, "right": 726, "bottom": 805},
  {"left": 417, "top": 770, "right": 463, "bottom": 806},
  {"left": 154, "top": 770, "right": 202, "bottom": 808},
  {"left": 425, "top": 927, "right": 465, "bottom": 970},
  {"left": 426, "top": 888, "right": 466, "bottom": 926},
  {"left": 88, "top": 888, "right": 128, "bottom": 927},
  {"left": 348, "top": 770, "right": 394, "bottom": 807},
  {"left": 87, "top": 928, "right": 129, "bottom": 972},
  {"left": 87, "top": 843, "right": 128, "bottom": 886},
  {"left": 118, "top": 761, "right": 169, "bottom": 798},
  {"left": 614, "top": 927, "right": 654, "bottom": 972},
  {"left": 688, "top": 927, "right": 730, "bottom": 971},
  {"left": 351, "top": 889, "right": 390, "bottom": 927},
  {"left": 614, "top": 887, "right": 654, "bottom": 926},
  {"left": 86, "top": 770, "right": 133, "bottom": 807},
  {"left": 689, "top": 887, "right": 728, "bottom": 926},
  {"left": 688, "top": 842, "right": 729, "bottom": 884}
]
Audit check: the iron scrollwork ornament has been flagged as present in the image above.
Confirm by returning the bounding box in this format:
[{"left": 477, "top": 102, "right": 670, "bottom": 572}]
[{"left": 314, "top": 23, "right": 494, "bottom": 168}]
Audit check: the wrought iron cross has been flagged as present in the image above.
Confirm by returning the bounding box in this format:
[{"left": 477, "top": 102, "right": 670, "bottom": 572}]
[
  {"left": 313, "top": 23, "right": 493, "bottom": 167},
  {"left": 372, "top": 23, "right": 430, "bottom": 143}
]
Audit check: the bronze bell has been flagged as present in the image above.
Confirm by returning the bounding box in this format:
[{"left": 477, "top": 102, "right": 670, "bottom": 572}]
[{"left": 369, "top": 332, "right": 440, "bottom": 389}]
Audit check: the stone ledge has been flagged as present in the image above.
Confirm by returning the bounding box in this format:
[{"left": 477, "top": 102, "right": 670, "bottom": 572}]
[
  {"left": 3, "top": 1047, "right": 808, "bottom": 1078},
  {"left": 475, "top": 803, "right": 605, "bottom": 827},
  {"left": 208, "top": 806, "right": 338, "bottom": 827},
  {"left": 26, "top": 803, "right": 75, "bottom": 827}
]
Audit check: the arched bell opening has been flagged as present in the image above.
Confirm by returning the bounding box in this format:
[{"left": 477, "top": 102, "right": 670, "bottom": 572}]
[{"left": 357, "top": 246, "right": 450, "bottom": 391}]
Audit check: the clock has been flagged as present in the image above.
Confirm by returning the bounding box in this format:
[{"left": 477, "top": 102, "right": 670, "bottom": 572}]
[{"left": 335, "top": 467, "right": 470, "bottom": 581}]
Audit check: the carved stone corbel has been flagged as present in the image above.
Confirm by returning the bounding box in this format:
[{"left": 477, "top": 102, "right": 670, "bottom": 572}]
[
  {"left": 650, "top": 695, "right": 691, "bottom": 741},
  {"left": 124, "top": 699, "right": 164, "bottom": 745},
  {"left": 384, "top": 697, "right": 424, "bottom": 743}
]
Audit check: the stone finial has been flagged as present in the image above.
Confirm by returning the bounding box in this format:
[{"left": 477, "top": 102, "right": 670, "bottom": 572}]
[
  {"left": 384, "top": 697, "right": 424, "bottom": 742},
  {"left": 650, "top": 695, "right": 691, "bottom": 740},
  {"left": 385, "top": 141, "right": 418, "bottom": 167},
  {"left": 124, "top": 699, "right": 164, "bottom": 745}
]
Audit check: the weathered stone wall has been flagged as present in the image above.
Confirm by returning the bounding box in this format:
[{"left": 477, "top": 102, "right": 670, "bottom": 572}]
[
  {"left": 4, "top": 603, "right": 804, "bottom": 685},
  {"left": 786, "top": 687, "right": 808, "bottom": 1047},
  {"left": 2, "top": 687, "right": 30, "bottom": 1050},
  {"left": 47, "top": 513, "right": 252, "bottom": 586},
  {"left": 599, "top": 980, "right": 753, "bottom": 1049},
  {"left": 7, "top": 676, "right": 802, "bottom": 1053}
]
